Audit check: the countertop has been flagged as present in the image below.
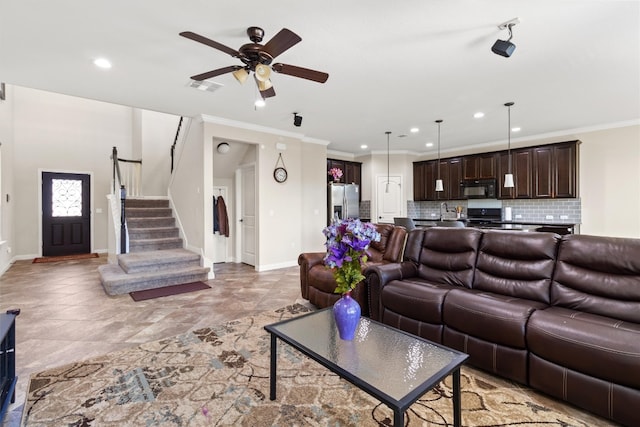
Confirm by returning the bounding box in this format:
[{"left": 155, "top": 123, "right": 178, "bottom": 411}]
[{"left": 412, "top": 218, "right": 577, "bottom": 232}]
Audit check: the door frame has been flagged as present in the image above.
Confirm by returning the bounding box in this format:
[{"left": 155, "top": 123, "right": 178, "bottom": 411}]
[
  {"left": 235, "top": 162, "right": 258, "bottom": 268},
  {"left": 38, "top": 169, "right": 95, "bottom": 257}
]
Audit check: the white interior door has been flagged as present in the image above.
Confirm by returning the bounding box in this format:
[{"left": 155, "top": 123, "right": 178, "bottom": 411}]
[
  {"left": 376, "top": 175, "right": 403, "bottom": 223},
  {"left": 238, "top": 165, "right": 256, "bottom": 266}
]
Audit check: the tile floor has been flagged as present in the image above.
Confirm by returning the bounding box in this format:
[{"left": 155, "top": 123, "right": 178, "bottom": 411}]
[{"left": 0, "top": 256, "right": 304, "bottom": 426}]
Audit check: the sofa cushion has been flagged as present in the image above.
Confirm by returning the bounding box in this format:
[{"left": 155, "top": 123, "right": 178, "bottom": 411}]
[
  {"left": 416, "top": 227, "right": 483, "bottom": 288},
  {"left": 527, "top": 306, "right": 640, "bottom": 390},
  {"left": 443, "top": 288, "right": 547, "bottom": 348},
  {"left": 381, "top": 278, "right": 456, "bottom": 325},
  {"left": 551, "top": 234, "right": 640, "bottom": 324},
  {"left": 473, "top": 231, "right": 559, "bottom": 303}
]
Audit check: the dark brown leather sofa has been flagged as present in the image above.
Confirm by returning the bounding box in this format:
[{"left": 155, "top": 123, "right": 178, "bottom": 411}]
[
  {"left": 298, "top": 223, "right": 407, "bottom": 316},
  {"left": 366, "top": 227, "right": 640, "bottom": 426}
]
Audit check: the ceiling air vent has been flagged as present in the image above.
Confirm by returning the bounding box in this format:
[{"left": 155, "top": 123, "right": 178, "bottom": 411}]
[{"left": 188, "top": 80, "right": 223, "bottom": 93}]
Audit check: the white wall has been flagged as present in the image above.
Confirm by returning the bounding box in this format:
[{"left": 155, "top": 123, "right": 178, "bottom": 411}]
[
  {"left": 141, "top": 110, "right": 180, "bottom": 196},
  {"left": 578, "top": 125, "right": 640, "bottom": 237},
  {"left": 169, "top": 119, "right": 205, "bottom": 253},
  {"left": 200, "top": 117, "right": 328, "bottom": 271},
  {"left": 0, "top": 84, "right": 15, "bottom": 274},
  {"left": 12, "top": 87, "right": 132, "bottom": 257}
]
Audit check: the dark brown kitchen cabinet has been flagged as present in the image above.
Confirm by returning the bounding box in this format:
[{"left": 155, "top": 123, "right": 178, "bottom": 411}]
[
  {"left": 498, "top": 148, "right": 533, "bottom": 199},
  {"left": 463, "top": 153, "right": 496, "bottom": 180},
  {"left": 327, "top": 158, "right": 362, "bottom": 199},
  {"left": 327, "top": 159, "right": 361, "bottom": 186},
  {"left": 413, "top": 161, "right": 436, "bottom": 201},
  {"left": 448, "top": 157, "right": 464, "bottom": 200},
  {"left": 533, "top": 141, "right": 578, "bottom": 198}
]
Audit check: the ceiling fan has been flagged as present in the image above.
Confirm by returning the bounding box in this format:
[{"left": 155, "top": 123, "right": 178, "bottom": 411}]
[{"left": 180, "top": 26, "right": 329, "bottom": 99}]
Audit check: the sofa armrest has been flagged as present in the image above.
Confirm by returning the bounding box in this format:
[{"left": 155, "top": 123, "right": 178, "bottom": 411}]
[
  {"left": 298, "top": 252, "right": 326, "bottom": 299},
  {"left": 366, "top": 261, "right": 418, "bottom": 321}
]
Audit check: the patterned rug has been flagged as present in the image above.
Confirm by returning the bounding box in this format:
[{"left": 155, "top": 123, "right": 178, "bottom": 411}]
[{"left": 23, "top": 304, "right": 612, "bottom": 426}]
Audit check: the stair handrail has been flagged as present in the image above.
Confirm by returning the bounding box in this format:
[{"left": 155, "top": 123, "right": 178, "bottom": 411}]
[
  {"left": 171, "top": 116, "right": 184, "bottom": 173},
  {"left": 111, "top": 147, "right": 142, "bottom": 254}
]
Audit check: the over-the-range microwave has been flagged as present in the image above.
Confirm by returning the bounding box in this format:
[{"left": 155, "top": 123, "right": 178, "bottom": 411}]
[{"left": 460, "top": 178, "right": 497, "bottom": 199}]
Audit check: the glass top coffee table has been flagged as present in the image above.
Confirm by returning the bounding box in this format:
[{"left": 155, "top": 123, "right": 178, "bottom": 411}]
[{"left": 264, "top": 308, "right": 468, "bottom": 426}]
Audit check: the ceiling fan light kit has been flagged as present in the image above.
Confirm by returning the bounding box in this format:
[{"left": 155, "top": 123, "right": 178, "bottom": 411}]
[{"left": 180, "top": 26, "right": 329, "bottom": 101}]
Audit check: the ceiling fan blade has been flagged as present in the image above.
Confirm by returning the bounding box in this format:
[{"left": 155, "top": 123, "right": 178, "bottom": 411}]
[
  {"left": 263, "top": 28, "right": 302, "bottom": 59},
  {"left": 272, "top": 63, "right": 329, "bottom": 83},
  {"left": 254, "top": 74, "right": 276, "bottom": 98},
  {"left": 261, "top": 86, "right": 276, "bottom": 98},
  {"left": 190, "top": 65, "right": 242, "bottom": 81},
  {"left": 179, "top": 31, "right": 239, "bottom": 57}
]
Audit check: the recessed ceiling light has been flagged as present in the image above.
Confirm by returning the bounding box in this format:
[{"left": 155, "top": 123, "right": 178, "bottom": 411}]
[
  {"left": 93, "top": 58, "right": 112, "bottom": 69},
  {"left": 425, "top": 142, "right": 434, "bottom": 147},
  {"left": 474, "top": 112, "right": 485, "bottom": 119},
  {"left": 410, "top": 127, "right": 419, "bottom": 133},
  {"left": 360, "top": 145, "right": 368, "bottom": 149},
  {"left": 512, "top": 127, "right": 521, "bottom": 132}
]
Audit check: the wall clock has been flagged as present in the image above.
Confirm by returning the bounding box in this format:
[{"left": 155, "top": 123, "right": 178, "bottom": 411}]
[{"left": 273, "top": 153, "right": 288, "bottom": 183}]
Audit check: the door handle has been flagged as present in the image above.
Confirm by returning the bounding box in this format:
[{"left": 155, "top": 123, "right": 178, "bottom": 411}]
[{"left": 239, "top": 219, "right": 244, "bottom": 222}]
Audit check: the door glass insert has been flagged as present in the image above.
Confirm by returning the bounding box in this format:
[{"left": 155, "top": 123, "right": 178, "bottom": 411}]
[{"left": 51, "top": 179, "right": 82, "bottom": 217}]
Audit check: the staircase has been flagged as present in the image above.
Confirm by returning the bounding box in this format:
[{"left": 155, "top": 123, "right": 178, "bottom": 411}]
[{"left": 98, "top": 198, "right": 210, "bottom": 296}]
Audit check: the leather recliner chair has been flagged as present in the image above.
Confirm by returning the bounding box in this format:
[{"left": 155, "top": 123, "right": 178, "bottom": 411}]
[{"left": 298, "top": 223, "right": 407, "bottom": 316}]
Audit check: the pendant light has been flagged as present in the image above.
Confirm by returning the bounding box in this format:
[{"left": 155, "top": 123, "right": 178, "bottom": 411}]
[
  {"left": 504, "top": 102, "right": 515, "bottom": 188},
  {"left": 385, "top": 131, "right": 391, "bottom": 193},
  {"left": 435, "top": 120, "right": 444, "bottom": 192}
]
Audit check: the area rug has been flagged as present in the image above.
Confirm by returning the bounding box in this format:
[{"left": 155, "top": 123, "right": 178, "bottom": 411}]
[
  {"left": 22, "top": 304, "right": 612, "bottom": 426},
  {"left": 129, "top": 281, "right": 211, "bottom": 301},
  {"left": 32, "top": 253, "right": 99, "bottom": 263}
]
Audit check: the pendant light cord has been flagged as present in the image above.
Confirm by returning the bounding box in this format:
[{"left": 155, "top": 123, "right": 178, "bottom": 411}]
[
  {"left": 385, "top": 131, "right": 391, "bottom": 192},
  {"left": 436, "top": 120, "right": 442, "bottom": 178},
  {"left": 505, "top": 102, "right": 514, "bottom": 173}
]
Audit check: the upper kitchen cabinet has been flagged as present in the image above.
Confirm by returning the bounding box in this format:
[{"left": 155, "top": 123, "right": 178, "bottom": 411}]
[
  {"left": 463, "top": 153, "right": 497, "bottom": 180},
  {"left": 434, "top": 158, "right": 463, "bottom": 200},
  {"left": 327, "top": 158, "right": 361, "bottom": 187},
  {"left": 413, "top": 161, "right": 436, "bottom": 201},
  {"left": 533, "top": 141, "right": 578, "bottom": 198},
  {"left": 498, "top": 148, "right": 533, "bottom": 199}
]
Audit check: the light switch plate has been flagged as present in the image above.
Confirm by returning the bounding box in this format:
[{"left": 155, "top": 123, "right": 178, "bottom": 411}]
[{"left": 546, "top": 215, "right": 554, "bottom": 220}]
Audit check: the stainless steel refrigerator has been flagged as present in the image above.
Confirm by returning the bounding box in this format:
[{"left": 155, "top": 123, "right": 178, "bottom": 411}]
[{"left": 328, "top": 183, "right": 359, "bottom": 224}]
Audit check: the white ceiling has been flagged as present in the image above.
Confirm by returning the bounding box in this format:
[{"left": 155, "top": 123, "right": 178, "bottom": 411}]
[{"left": 2, "top": 1, "right": 639, "bottom": 155}]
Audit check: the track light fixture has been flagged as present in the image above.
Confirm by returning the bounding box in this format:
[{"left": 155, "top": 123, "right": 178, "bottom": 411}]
[
  {"left": 293, "top": 113, "right": 303, "bottom": 127},
  {"left": 492, "top": 18, "right": 519, "bottom": 58}
]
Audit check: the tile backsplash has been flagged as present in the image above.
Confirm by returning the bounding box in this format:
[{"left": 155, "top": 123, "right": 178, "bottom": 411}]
[{"left": 407, "top": 198, "right": 581, "bottom": 224}]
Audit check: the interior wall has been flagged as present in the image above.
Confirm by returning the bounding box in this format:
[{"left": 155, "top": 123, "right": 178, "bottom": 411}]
[
  {"left": 0, "top": 84, "right": 15, "bottom": 274},
  {"left": 12, "top": 87, "right": 133, "bottom": 257},
  {"left": 201, "top": 117, "right": 328, "bottom": 271},
  {"left": 141, "top": 110, "right": 180, "bottom": 196},
  {"left": 300, "top": 142, "right": 328, "bottom": 253},
  {"left": 169, "top": 120, "right": 205, "bottom": 253},
  {"left": 578, "top": 124, "right": 640, "bottom": 237}
]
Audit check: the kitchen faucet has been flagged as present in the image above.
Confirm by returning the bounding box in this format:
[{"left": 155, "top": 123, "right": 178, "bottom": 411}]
[{"left": 440, "top": 202, "right": 448, "bottom": 220}]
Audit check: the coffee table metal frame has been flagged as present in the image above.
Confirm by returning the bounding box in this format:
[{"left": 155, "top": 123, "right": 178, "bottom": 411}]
[{"left": 264, "top": 308, "right": 468, "bottom": 426}]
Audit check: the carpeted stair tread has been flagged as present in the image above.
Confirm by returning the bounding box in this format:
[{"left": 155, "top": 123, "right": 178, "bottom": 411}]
[
  {"left": 128, "top": 226, "right": 179, "bottom": 239},
  {"left": 129, "top": 237, "right": 183, "bottom": 252},
  {"left": 126, "top": 198, "right": 169, "bottom": 208},
  {"left": 98, "top": 263, "right": 210, "bottom": 295},
  {"left": 127, "top": 217, "right": 176, "bottom": 228},
  {"left": 126, "top": 207, "right": 173, "bottom": 218},
  {"left": 118, "top": 248, "right": 202, "bottom": 273}
]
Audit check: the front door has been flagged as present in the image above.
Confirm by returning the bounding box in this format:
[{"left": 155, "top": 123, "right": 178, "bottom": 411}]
[{"left": 42, "top": 172, "right": 91, "bottom": 256}]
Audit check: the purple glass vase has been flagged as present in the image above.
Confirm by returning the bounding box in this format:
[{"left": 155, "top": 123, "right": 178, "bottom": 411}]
[{"left": 333, "top": 292, "right": 361, "bottom": 340}]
